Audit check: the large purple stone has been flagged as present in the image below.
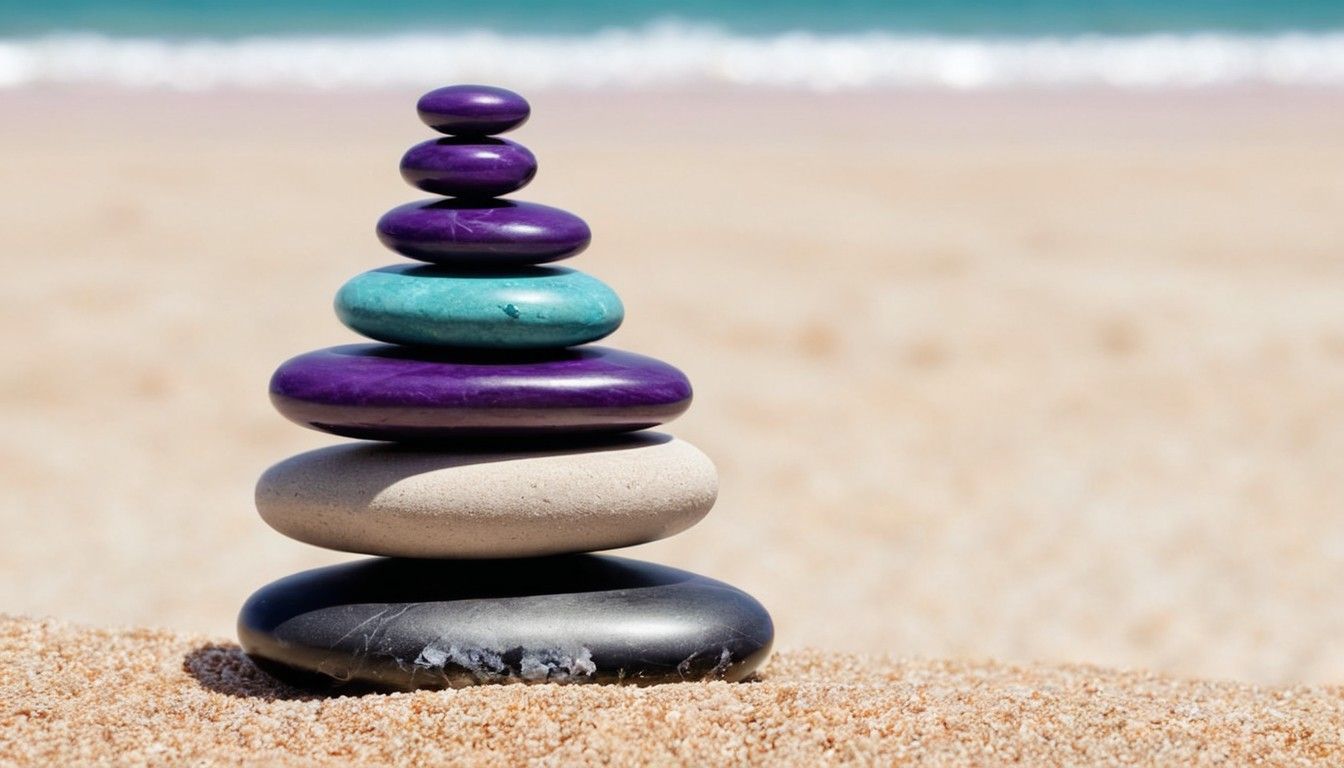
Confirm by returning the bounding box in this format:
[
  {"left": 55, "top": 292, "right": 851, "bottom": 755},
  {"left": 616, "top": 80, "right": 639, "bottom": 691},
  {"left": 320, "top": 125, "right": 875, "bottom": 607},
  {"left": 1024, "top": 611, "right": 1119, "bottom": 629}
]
[
  {"left": 400, "top": 138, "right": 537, "bottom": 198},
  {"left": 269, "top": 344, "right": 692, "bottom": 441},
  {"left": 376, "top": 199, "right": 591, "bottom": 266},
  {"left": 417, "top": 85, "right": 530, "bottom": 136}
]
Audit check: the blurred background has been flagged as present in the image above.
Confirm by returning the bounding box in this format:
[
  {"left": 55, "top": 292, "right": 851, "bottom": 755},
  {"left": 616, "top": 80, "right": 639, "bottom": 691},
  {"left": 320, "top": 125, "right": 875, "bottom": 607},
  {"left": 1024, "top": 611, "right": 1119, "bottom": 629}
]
[{"left": 2, "top": 1, "right": 1342, "bottom": 686}]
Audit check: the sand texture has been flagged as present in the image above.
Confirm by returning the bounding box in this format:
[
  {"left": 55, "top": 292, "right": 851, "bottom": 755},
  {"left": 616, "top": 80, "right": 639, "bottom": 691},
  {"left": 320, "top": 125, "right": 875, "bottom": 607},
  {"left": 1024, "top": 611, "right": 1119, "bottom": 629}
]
[{"left": 3, "top": 615, "right": 1343, "bottom": 766}]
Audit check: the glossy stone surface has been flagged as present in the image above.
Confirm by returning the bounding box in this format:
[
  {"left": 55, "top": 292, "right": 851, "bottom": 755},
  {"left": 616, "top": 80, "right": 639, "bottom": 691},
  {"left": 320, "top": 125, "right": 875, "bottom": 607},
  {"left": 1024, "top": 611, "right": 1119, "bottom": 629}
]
[
  {"left": 269, "top": 344, "right": 692, "bottom": 440},
  {"left": 238, "top": 555, "right": 774, "bottom": 690},
  {"left": 417, "top": 84, "right": 530, "bottom": 136},
  {"left": 256, "top": 433, "right": 715, "bottom": 558},
  {"left": 400, "top": 137, "right": 537, "bottom": 197},
  {"left": 376, "top": 199, "right": 590, "bottom": 267},
  {"left": 334, "top": 265, "right": 623, "bottom": 349}
]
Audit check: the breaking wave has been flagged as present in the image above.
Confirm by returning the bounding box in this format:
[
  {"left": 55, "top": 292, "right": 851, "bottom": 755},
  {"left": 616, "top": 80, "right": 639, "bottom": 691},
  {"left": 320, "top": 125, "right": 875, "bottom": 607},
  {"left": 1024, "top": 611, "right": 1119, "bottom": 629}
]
[{"left": 3, "top": 26, "right": 1344, "bottom": 90}]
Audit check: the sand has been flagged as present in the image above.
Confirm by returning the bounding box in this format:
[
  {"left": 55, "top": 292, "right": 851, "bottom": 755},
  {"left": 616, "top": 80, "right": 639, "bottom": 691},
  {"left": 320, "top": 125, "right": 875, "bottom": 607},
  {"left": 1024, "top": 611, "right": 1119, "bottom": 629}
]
[
  {"left": 2, "top": 85, "right": 1344, "bottom": 762},
  {"left": 5, "top": 615, "right": 1344, "bottom": 766}
]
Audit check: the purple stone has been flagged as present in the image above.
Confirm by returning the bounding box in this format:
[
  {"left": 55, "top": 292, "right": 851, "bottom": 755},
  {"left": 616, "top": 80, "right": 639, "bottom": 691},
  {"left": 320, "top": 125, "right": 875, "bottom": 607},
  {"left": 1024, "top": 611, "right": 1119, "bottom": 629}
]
[
  {"left": 400, "top": 137, "right": 538, "bottom": 198},
  {"left": 269, "top": 344, "right": 693, "bottom": 441},
  {"left": 376, "top": 199, "right": 591, "bottom": 267},
  {"left": 417, "top": 85, "right": 530, "bottom": 136}
]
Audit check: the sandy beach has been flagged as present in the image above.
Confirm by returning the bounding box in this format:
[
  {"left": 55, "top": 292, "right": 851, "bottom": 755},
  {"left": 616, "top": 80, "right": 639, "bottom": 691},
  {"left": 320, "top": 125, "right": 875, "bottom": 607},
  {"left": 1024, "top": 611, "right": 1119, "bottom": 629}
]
[
  {"left": 2, "top": 84, "right": 1344, "bottom": 762},
  {"left": 7, "top": 615, "right": 1344, "bottom": 765}
]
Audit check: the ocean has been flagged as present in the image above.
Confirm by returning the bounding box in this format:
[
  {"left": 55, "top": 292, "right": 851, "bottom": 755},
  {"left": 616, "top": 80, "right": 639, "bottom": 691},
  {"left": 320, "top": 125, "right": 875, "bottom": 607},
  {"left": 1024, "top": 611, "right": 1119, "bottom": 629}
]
[{"left": 2, "top": 0, "right": 1344, "bottom": 89}]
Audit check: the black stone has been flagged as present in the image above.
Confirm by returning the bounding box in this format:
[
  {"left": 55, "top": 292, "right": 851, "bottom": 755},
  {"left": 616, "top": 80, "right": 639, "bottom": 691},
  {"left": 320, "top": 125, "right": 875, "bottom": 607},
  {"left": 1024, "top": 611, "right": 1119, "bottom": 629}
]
[{"left": 237, "top": 555, "right": 774, "bottom": 691}]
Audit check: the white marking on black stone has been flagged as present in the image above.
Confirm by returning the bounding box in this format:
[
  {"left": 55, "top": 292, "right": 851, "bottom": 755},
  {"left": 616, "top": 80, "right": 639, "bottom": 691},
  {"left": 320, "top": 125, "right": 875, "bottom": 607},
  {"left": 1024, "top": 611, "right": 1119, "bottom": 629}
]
[
  {"left": 413, "top": 641, "right": 597, "bottom": 684},
  {"left": 676, "top": 647, "right": 733, "bottom": 679}
]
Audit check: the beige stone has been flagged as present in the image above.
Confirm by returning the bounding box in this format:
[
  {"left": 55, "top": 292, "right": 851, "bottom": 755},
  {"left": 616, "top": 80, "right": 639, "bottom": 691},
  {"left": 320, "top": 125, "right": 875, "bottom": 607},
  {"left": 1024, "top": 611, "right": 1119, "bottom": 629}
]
[{"left": 255, "top": 433, "right": 716, "bottom": 558}]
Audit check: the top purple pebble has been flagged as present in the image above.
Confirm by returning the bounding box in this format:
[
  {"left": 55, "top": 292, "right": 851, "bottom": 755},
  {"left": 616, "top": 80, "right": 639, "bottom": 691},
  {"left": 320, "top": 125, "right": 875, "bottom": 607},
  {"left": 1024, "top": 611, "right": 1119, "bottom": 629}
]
[{"left": 416, "top": 85, "right": 530, "bottom": 136}]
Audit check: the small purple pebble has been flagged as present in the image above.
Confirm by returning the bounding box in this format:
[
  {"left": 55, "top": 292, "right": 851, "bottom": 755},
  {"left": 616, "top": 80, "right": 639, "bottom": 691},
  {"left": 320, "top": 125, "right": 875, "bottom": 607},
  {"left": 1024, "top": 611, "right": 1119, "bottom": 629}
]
[
  {"left": 416, "top": 85, "right": 530, "bottom": 136},
  {"left": 399, "top": 137, "right": 537, "bottom": 197}
]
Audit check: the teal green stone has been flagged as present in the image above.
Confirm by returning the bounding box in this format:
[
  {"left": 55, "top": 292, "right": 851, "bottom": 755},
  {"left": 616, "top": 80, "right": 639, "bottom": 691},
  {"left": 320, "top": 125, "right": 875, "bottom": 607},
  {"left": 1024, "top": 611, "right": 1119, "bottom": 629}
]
[{"left": 334, "top": 265, "right": 624, "bottom": 349}]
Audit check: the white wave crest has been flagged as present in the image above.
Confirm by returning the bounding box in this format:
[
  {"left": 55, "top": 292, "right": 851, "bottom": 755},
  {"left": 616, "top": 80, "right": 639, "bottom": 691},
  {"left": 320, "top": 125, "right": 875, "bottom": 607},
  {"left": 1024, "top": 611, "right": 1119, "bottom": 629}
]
[{"left": 3, "top": 26, "right": 1344, "bottom": 90}]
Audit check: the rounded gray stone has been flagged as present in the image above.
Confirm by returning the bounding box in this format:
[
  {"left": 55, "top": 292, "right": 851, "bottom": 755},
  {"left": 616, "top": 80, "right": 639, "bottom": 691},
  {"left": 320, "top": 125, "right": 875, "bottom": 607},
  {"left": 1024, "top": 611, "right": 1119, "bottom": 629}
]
[
  {"left": 255, "top": 433, "right": 717, "bottom": 558},
  {"left": 238, "top": 555, "right": 774, "bottom": 691}
]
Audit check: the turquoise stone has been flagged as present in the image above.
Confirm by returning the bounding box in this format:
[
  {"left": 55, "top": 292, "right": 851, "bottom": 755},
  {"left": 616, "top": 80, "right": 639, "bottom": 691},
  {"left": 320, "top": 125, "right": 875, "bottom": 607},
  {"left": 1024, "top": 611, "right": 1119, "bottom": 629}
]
[{"left": 334, "top": 265, "right": 624, "bottom": 349}]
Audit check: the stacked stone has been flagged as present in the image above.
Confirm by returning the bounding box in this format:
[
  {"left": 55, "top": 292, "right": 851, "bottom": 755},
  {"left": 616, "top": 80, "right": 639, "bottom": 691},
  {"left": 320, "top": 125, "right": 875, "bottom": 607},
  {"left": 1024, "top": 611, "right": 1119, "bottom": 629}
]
[{"left": 237, "top": 85, "right": 774, "bottom": 691}]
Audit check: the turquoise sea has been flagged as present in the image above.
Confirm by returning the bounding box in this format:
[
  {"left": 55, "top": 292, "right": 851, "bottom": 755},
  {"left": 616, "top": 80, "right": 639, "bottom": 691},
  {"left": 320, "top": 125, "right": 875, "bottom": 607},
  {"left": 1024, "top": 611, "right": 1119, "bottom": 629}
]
[
  {"left": 2, "top": 0, "right": 1343, "bottom": 88},
  {"left": 6, "top": 0, "right": 1344, "bottom": 36}
]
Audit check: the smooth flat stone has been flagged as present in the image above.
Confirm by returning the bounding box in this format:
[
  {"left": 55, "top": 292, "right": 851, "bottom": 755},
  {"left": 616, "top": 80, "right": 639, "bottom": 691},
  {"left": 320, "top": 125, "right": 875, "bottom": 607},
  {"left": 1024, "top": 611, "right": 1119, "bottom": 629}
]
[
  {"left": 376, "top": 199, "right": 590, "bottom": 267},
  {"left": 417, "top": 84, "right": 530, "bottom": 136},
  {"left": 334, "top": 265, "right": 623, "bottom": 349},
  {"left": 238, "top": 555, "right": 774, "bottom": 690},
  {"left": 269, "top": 344, "right": 692, "bottom": 441},
  {"left": 256, "top": 433, "right": 715, "bottom": 558},
  {"left": 400, "top": 137, "right": 537, "bottom": 197}
]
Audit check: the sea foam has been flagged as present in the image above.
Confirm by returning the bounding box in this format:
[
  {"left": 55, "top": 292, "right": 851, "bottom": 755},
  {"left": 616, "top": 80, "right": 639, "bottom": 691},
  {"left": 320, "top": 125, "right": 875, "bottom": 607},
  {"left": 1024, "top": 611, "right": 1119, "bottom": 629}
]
[{"left": 2, "top": 25, "right": 1344, "bottom": 90}]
